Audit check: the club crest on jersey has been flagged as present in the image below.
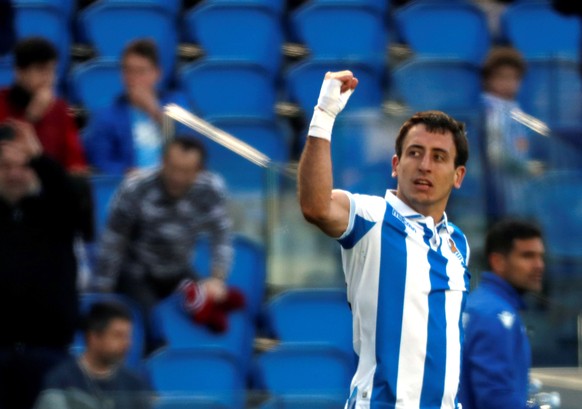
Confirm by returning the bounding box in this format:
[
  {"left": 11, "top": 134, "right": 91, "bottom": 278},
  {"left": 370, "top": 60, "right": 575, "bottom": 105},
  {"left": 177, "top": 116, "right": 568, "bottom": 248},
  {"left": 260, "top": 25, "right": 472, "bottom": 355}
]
[{"left": 448, "top": 238, "right": 463, "bottom": 261}]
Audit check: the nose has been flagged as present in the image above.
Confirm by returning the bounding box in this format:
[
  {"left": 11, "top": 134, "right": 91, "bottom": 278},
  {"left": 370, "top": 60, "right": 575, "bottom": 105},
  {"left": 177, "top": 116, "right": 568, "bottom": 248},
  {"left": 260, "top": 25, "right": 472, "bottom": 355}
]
[{"left": 419, "top": 153, "right": 432, "bottom": 172}]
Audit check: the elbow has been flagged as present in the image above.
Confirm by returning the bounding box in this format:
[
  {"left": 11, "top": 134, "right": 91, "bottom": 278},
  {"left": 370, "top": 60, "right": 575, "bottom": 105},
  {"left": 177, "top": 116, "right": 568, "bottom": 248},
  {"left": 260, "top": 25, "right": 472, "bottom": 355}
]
[{"left": 300, "top": 202, "right": 329, "bottom": 225}]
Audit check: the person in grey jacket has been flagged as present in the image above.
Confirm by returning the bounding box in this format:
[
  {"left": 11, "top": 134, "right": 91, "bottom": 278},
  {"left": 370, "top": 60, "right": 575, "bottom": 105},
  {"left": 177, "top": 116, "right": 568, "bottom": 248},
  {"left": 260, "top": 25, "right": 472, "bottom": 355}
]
[{"left": 92, "top": 136, "right": 235, "bottom": 338}]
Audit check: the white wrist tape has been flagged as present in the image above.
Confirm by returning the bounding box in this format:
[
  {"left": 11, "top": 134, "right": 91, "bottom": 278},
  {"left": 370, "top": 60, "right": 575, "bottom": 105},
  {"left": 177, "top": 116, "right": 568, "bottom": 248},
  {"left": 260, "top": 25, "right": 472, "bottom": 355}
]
[
  {"left": 309, "top": 108, "right": 336, "bottom": 141},
  {"left": 308, "top": 78, "right": 354, "bottom": 141}
]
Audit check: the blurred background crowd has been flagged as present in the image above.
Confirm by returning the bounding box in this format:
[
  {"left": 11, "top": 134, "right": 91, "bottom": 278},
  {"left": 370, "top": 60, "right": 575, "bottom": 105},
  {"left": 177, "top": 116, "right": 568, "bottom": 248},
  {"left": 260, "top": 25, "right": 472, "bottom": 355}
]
[{"left": 0, "top": 0, "right": 581, "bottom": 408}]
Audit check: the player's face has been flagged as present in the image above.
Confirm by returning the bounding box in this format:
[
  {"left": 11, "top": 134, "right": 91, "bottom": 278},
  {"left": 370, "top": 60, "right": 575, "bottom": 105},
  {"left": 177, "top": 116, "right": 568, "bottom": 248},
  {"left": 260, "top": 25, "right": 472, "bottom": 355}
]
[
  {"left": 90, "top": 319, "right": 132, "bottom": 367},
  {"left": 485, "top": 65, "right": 521, "bottom": 101},
  {"left": 498, "top": 238, "right": 545, "bottom": 293},
  {"left": 392, "top": 124, "right": 465, "bottom": 222},
  {"left": 161, "top": 144, "right": 202, "bottom": 198},
  {"left": 122, "top": 53, "right": 160, "bottom": 90}
]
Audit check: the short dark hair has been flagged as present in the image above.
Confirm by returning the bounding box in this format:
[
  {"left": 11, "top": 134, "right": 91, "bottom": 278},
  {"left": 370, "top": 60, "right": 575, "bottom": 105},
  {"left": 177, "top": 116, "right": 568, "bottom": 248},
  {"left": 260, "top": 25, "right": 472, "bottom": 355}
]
[
  {"left": 163, "top": 135, "right": 207, "bottom": 167},
  {"left": 14, "top": 37, "right": 58, "bottom": 69},
  {"left": 485, "top": 219, "right": 543, "bottom": 260},
  {"left": 482, "top": 46, "right": 526, "bottom": 81},
  {"left": 83, "top": 301, "right": 132, "bottom": 336},
  {"left": 122, "top": 38, "right": 159, "bottom": 67},
  {"left": 395, "top": 110, "right": 469, "bottom": 168}
]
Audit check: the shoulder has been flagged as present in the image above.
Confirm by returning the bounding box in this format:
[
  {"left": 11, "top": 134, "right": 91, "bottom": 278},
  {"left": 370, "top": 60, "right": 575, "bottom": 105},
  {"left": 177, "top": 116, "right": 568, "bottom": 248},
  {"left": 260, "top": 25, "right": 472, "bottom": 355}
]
[
  {"left": 116, "top": 367, "right": 151, "bottom": 391},
  {"left": 465, "top": 286, "right": 517, "bottom": 330},
  {"left": 43, "top": 358, "right": 80, "bottom": 386},
  {"left": 118, "top": 170, "right": 159, "bottom": 198},
  {"left": 50, "top": 98, "right": 73, "bottom": 116},
  {"left": 195, "top": 171, "right": 227, "bottom": 194},
  {"left": 348, "top": 192, "right": 387, "bottom": 220}
]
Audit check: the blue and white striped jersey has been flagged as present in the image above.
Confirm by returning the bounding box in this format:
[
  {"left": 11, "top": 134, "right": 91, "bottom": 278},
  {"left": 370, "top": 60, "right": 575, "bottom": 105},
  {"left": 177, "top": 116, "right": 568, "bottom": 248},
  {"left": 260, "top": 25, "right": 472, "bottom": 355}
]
[{"left": 338, "top": 190, "right": 471, "bottom": 409}]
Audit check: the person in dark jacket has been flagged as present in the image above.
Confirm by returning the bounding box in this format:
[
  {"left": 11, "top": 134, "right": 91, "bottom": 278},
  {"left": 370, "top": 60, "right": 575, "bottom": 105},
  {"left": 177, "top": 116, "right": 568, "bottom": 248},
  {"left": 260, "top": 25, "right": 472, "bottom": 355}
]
[
  {"left": 0, "top": 119, "right": 83, "bottom": 409},
  {"left": 35, "top": 302, "right": 152, "bottom": 409},
  {"left": 459, "top": 220, "right": 553, "bottom": 409}
]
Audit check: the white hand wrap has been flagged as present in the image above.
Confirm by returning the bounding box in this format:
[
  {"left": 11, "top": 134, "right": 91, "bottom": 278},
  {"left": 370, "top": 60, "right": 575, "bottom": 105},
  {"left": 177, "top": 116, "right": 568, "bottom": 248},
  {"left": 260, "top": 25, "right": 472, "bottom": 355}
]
[{"left": 308, "top": 78, "right": 354, "bottom": 141}]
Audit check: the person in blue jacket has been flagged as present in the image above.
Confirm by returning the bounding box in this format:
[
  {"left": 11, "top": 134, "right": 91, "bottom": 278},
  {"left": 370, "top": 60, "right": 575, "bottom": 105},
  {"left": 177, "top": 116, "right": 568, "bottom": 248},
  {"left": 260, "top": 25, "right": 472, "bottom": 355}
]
[
  {"left": 459, "top": 219, "right": 546, "bottom": 409},
  {"left": 84, "top": 39, "right": 190, "bottom": 175}
]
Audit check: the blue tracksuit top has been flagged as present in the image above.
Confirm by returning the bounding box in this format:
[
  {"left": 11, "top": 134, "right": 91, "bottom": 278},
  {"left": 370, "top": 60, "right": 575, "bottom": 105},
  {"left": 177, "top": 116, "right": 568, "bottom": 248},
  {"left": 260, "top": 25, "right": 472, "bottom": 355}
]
[{"left": 459, "top": 272, "right": 533, "bottom": 409}]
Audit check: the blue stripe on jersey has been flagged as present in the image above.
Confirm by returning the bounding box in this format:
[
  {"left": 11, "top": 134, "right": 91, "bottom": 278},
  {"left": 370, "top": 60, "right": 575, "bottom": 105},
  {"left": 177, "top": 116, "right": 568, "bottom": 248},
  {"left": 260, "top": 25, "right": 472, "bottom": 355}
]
[
  {"left": 338, "top": 214, "right": 376, "bottom": 250},
  {"left": 456, "top": 293, "right": 468, "bottom": 409},
  {"left": 371, "top": 209, "right": 408, "bottom": 407},
  {"left": 420, "top": 224, "right": 449, "bottom": 407}
]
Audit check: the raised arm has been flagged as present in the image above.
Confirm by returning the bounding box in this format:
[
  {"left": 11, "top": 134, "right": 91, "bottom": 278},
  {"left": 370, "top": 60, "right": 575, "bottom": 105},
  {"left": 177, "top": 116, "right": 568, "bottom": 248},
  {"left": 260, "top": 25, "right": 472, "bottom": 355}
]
[{"left": 297, "top": 71, "right": 358, "bottom": 238}]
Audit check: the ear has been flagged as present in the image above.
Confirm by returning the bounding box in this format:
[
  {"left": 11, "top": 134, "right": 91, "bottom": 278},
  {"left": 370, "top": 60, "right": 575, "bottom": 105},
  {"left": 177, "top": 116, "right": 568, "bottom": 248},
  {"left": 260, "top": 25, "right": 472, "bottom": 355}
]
[
  {"left": 391, "top": 154, "right": 399, "bottom": 178},
  {"left": 453, "top": 165, "right": 466, "bottom": 189},
  {"left": 488, "top": 252, "right": 507, "bottom": 275}
]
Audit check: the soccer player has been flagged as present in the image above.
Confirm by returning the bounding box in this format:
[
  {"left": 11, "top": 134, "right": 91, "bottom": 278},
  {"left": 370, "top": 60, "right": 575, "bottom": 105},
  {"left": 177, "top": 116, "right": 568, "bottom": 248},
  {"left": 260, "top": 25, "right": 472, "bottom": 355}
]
[{"left": 298, "top": 71, "right": 471, "bottom": 408}]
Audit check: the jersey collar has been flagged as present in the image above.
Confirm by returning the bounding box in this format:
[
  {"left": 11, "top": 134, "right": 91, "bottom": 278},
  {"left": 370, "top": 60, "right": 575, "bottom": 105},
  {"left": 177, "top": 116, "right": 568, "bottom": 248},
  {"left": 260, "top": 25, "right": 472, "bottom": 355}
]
[{"left": 384, "top": 190, "right": 452, "bottom": 233}]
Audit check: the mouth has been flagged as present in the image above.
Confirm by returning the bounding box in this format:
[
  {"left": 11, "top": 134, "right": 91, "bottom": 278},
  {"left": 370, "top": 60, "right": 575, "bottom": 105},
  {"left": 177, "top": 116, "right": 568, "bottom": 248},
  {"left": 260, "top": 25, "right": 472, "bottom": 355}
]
[{"left": 413, "top": 178, "right": 433, "bottom": 190}]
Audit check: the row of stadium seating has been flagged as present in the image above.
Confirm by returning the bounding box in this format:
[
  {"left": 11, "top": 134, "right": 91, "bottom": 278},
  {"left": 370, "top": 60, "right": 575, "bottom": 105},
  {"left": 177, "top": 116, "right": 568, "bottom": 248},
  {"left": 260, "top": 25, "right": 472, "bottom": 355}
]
[{"left": 3, "top": 1, "right": 579, "bottom": 101}]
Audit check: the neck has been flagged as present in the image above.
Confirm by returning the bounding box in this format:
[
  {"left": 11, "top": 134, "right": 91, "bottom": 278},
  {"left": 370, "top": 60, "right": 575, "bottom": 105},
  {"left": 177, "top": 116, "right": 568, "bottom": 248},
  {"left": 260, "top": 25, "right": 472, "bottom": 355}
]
[{"left": 79, "top": 353, "right": 116, "bottom": 379}]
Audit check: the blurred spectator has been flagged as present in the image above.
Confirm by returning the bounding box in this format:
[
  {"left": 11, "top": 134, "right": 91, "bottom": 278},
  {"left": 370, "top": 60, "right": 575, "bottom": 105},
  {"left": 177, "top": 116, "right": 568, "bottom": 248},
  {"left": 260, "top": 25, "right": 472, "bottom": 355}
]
[
  {"left": 481, "top": 46, "right": 544, "bottom": 223},
  {"left": 0, "top": 37, "right": 88, "bottom": 173},
  {"left": 92, "top": 136, "right": 240, "bottom": 341},
  {"left": 84, "top": 39, "right": 190, "bottom": 175},
  {"left": 35, "top": 302, "right": 153, "bottom": 409},
  {"left": 0, "top": 120, "right": 82, "bottom": 409},
  {"left": 471, "top": 0, "right": 516, "bottom": 40},
  {"left": 0, "top": 0, "right": 15, "bottom": 56},
  {"left": 459, "top": 220, "right": 559, "bottom": 409}
]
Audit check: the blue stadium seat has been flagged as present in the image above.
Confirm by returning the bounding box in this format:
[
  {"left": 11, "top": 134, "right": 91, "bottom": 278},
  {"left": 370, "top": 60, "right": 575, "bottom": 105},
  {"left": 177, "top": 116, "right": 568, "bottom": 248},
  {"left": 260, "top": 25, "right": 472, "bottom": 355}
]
[
  {"left": 265, "top": 288, "right": 353, "bottom": 357},
  {"left": 519, "top": 170, "right": 582, "bottom": 262},
  {"left": 88, "top": 174, "right": 124, "bottom": 237},
  {"left": 104, "top": 0, "right": 182, "bottom": 17},
  {"left": 69, "top": 58, "right": 123, "bottom": 113},
  {"left": 286, "top": 59, "right": 385, "bottom": 114},
  {"left": 155, "top": 396, "right": 229, "bottom": 409},
  {"left": 192, "top": 234, "right": 267, "bottom": 319},
  {"left": 72, "top": 292, "right": 145, "bottom": 369},
  {"left": 147, "top": 347, "right": 245, "bottom": 409},
  {"left": 312, "top": 0, "right": 389, "bottom": 14},
  {"left": 12, "top": 0, "right": 71, "bottom": 79},
  {"left": 151, "top": 294, "right": 255, "bottom": 374},
  {"left": 200, "top": 117, "right": 289, "bottom": 195},
  {"left": 291, "top": 2, "right": 388, "bottom": 72},
  {"left": 0, "top": 57, "right": 13, "bottom": 88},
  {"left": 79, "top": 1, "right": 177, "bottom": 86},
  {"left": 259, "top": 396, "right": 345, "bottom": 409},
  {"left": 392, "top": 56, "right": 482, "bottom": 112},
  {"left": 501, "top": 0, "right": 581, "bottom": 61},
  {"left": 180, "top": 59, "right": 276, "bottom": 120},
  {"left": 183, "top": 1, "right": 283, "bottom": 77},
  {"left": 328, "top": 112, "right": 394, "bottom": 196},
  {"left": 254, "top": 344, "right": 354, "bottom": 401},
  {"left": 394, "top": 1, "right": 491, "bottom": 64},
  {"left": 199, "top": 0, "right": 285, "bottom": 15},
  {"left": 517, "top": 57, "right": 582, "bottom": 129}
]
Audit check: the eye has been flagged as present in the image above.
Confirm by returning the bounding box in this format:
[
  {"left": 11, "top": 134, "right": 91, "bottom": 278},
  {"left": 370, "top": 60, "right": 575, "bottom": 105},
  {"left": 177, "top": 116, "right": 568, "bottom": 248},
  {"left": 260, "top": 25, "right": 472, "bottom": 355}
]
[{"left": 434, "top": 153, "right": 447, "bottom": 162}]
